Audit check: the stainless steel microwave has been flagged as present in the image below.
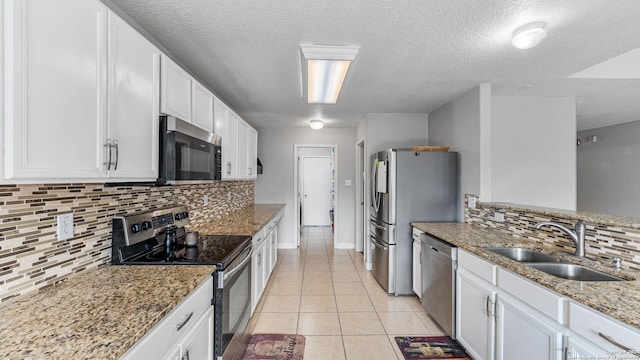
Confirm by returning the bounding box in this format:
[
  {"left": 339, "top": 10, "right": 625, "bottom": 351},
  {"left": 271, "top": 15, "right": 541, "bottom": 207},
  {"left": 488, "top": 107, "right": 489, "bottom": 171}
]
[{"left": 158, "top": 116, "right": 221, "bottom": 185}]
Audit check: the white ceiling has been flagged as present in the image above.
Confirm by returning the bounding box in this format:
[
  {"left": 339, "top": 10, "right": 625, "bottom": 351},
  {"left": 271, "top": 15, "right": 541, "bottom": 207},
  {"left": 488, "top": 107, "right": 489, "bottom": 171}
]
[{"left": 109, "top": 0, "right": 640, "bottom": 131}]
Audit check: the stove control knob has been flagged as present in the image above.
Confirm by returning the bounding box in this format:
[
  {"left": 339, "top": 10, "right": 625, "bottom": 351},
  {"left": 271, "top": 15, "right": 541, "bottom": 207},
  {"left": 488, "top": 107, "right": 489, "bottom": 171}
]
[
  {"left": 131, "top": 224, "right": 142, "bottom": 233},
  {"left": 141, "top": 221, "right": 152, "bottom": 230}
]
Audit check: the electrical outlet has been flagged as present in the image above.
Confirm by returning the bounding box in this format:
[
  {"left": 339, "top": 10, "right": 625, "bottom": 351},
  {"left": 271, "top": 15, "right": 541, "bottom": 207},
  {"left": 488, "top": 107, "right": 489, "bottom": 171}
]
[
  {"left": 468, "top": 196, "right": 477, "bottom": 209},
  {"left": 203, "top": 195, "right": 208, "bottom": 206},
  {"left": 345, "top": 179, "right": 352, "bottom": 187},
  {"left": 228, "top": 191, "right": 232, "bottom": 201},
  {"left": 57, "top": 213, "right": 74, "bottom": 240},
  {"left": 494, "top": 212, "right": 505, "bottom": 222}
]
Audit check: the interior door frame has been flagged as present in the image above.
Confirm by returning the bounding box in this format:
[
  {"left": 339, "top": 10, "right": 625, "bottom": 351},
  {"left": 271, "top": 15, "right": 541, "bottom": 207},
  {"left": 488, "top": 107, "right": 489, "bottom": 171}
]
[
  {"left": 293, "top": 144, "right": 338, "bottom": 248},
  {"left": 355, "top": 138, "right": 365, "bottom": 253}
]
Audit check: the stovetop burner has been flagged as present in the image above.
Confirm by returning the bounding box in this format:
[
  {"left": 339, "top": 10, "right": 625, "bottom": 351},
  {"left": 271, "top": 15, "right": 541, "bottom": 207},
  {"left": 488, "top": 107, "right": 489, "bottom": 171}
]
[{"left": 111, "top": 206, "right": 251, "bottom": 269}]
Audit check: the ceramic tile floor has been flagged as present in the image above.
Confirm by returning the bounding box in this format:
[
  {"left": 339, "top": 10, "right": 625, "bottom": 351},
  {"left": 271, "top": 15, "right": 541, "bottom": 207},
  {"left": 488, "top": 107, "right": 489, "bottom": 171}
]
[{"left": 247, "top": 226, "right": 446, "bottom": 360}]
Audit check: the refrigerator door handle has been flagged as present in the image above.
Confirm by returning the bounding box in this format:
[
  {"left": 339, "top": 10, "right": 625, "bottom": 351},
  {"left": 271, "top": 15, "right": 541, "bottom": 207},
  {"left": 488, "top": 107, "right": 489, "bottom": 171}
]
[
  {"left": 371, "top": 222, "right": 387, "bottom": 231},
  {"left": 370, "top": 236, "right": 389, "bottom": 250}
]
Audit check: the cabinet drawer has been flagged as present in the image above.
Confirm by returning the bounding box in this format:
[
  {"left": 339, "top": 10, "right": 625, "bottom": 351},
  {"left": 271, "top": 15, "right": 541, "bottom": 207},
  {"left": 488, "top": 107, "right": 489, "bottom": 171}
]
[
  {"left": 122, "top": 277, "right": 213, "bottom": 359},
  {"left": 458, "top": 249, "right": 496, "bottom": 284},
  {"left": 569, "top": 301, "right": 640, "bottom": 353},
  {"left": 412, "top": 227, "right": 424, "bottom": 241},
  {"left": 252, "top": 228, "right": 266, "bottom": 247},
  {"left": 497, "top": 268, "right": 564, "bottom": 324}
]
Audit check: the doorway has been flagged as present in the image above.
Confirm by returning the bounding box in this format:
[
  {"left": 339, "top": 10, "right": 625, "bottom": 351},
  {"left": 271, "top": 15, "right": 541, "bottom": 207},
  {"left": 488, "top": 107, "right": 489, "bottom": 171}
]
[{"left": 293, "top": 144, "right": 338, "bottom": 248}]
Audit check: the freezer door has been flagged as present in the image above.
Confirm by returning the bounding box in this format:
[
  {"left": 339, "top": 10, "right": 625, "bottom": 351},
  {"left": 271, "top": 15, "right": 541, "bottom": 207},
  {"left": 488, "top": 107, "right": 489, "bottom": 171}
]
[
  {"left": 370, "top": 234, "right": 394, "bottom": 294},
  {"left": 369, "top": 217, "right": 396, "bottom": 244},
  {"left": 370, "top": 150, "right": 395, "bottom": 224}
]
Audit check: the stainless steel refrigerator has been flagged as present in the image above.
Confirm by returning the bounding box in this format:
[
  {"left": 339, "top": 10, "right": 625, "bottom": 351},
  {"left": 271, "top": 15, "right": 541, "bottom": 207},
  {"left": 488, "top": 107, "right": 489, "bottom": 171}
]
[{"left": 370, "top": 148, "right": 458, "bottom": 295}]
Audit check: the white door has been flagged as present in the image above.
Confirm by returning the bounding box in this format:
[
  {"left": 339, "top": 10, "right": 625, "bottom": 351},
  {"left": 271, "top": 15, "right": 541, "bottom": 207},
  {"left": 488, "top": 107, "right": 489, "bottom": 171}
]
[
  {"left": 456, "top": 270, "right": 496, "bottom": 360},
  {"left": 191, "top": 81, "right": 214, "bottom": 131},
  {"left": 213, "top": 98, "right": 238, "bottom": 179},
  {"left": 160, "top": 54, "right": 192, "bottom": 121},
  {"left": 302, "top": 157, "right": 332, "bottom": 226},
  {"left": 236, "top": 118, "right": 249, "bottom": 178}
]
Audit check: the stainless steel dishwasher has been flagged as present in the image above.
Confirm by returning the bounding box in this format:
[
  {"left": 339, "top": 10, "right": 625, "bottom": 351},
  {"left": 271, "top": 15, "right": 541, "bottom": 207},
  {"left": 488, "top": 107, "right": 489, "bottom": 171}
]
[{"left": 421, "top": 233, "right": 457, "bottom": 338}]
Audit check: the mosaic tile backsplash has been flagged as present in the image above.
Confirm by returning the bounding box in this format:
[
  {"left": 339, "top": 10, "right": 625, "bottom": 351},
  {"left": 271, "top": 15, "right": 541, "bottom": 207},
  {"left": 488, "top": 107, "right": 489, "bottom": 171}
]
[
  {"left": 0, "top": 181, "right": 254, "bottom": 302},
  {"left": 464, "top": 194, "right": 640, "bottom": 271}
]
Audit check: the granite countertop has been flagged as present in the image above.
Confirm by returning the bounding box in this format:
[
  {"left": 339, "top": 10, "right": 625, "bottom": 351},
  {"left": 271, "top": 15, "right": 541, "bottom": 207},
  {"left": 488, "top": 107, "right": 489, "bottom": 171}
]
[
  {"left": 0, "top": 265, "right": 215, "bottom": 360},
  {"left": 189, "top": 203, "right": 285, "bottom": 236},
  {"left": 412, "top": 222, "right": 640, "bottom": 329}
]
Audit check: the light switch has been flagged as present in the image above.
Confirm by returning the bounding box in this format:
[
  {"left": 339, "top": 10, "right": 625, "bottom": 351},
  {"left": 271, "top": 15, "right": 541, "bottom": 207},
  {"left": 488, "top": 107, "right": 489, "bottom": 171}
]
[{"left": 345, "top": 179, "right": 352, "bottom": 187}]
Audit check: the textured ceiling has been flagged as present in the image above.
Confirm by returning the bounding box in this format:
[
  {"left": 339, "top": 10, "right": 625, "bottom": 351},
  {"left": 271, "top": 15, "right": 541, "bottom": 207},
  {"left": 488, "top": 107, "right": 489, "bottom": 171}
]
[{"left": 109, "top": 0, "right": 640, "bottom": 131}]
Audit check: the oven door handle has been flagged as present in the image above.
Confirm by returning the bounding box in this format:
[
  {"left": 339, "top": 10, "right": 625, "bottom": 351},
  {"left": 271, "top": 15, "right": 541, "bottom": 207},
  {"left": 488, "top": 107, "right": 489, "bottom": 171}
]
[{"left": 223, "top": 247, "right": 253, "bottom": 281}]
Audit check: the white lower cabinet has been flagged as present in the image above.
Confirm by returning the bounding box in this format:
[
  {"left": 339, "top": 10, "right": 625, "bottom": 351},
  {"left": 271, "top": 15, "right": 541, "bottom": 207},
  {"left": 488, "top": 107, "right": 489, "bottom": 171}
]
[
  {"left": 412, "top": 228, "right": 423, "bottom": 298},
  {"left": 251, "top": 234, "right": 266, "bottom": 313},
  {"left": 456, "top": 269, "right": 496, "bottom": 360},
  {"left": 250, "top": 213, "right": 282, "bottom": 314},
  {"left": 495, "top": 294, "right": 563, "bottom": 360},
  {"left": 121, "top": 278, "right": 213, "bottom": 360},
  {"left": 457, "top": 249, "right": 640, "bottom": 360}
]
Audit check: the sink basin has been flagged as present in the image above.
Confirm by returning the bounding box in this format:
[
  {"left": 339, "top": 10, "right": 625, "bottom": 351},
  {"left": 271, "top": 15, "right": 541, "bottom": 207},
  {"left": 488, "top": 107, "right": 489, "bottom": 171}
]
[
  {"left": 486, "top": 247, "right": 562, "bottom": 263},
  {"left": 527, "top": 263, "right": 623, "bottom": 281}
]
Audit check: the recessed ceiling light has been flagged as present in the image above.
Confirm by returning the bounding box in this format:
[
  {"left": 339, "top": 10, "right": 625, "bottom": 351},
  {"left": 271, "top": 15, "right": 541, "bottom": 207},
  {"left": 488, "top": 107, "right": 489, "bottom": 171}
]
[
  {"left": 300, "top": 44, "right": 360, "bottom": 104},
  {"left": 512, "top": 22, "right": 547, "bottom": 50},
  {"left": 309, "top": 120, "right": 324, "bottom": 130}
]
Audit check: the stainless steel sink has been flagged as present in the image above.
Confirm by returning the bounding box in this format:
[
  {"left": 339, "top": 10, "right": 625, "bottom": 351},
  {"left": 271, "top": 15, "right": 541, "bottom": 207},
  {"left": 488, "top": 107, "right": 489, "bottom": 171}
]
[
  {"left": 486, "top": 247, "right": 562, "bottom": 263},
  {"left": 527, "top": 263, "right": 623, "bottom": 281}
]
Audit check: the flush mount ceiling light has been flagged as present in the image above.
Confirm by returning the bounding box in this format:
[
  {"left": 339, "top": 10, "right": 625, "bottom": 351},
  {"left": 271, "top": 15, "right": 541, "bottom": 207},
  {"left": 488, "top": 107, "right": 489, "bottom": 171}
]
[
  {"left": 309, "top": 120, "right": 325, "bottom": 130},
  {"left": 512, "top": 22, "right": 547, "bottom": 49},
  {"left": 300, "top": 44, "right": 360, "bottom": 104}
]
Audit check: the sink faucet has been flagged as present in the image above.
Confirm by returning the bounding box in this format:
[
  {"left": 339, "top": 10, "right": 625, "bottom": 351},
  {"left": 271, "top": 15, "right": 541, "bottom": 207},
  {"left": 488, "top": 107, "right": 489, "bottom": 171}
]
[{"left": 534, "top": 219, "right": 586, "bottom": 257}]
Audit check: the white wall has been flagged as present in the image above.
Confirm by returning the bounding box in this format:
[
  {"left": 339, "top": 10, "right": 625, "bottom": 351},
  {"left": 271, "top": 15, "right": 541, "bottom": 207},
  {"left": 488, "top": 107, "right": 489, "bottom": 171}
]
[
  {"left": 429, "top": 86, "right": 486, "bottom": 221},
  {"left": 491, "top": 96, "right": 576, "bottom": 210},
  {"left": 255, "top": 127, "right": 356, "bottom": 249},
  {"left": 578, "top": 120, "right": 640, "bottom": 217}
]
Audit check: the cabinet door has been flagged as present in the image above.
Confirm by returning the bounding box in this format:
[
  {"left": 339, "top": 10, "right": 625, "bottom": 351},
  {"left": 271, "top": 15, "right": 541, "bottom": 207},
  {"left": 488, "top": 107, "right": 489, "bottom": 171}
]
[
  {"left": 236, "top": 118, "right": 249, "bottom": 178},
  {"left": 456, "top": 269, "right": 496, "bottom": 360},
  {"left": 179, "top": 308, "right": 214, "bottom": 360},
  {"left": 566, "top": 337, "right": 606, "bottom": 360},
  {"left": 270, "top": 227, "right": 278, "bottom": 273},
  {"left": 214, "top": 98, "right": 238, "bottom": 179},
  {"left": 191, "top": 81, "right": 214, "bottom": 131},
  {"left": 248, "top": 126, "right": 258, "bottom": 178},
  {"left": 251, "top": 243, "right": 264, "bottom": 313},
  {"left": 4, "top": 0, "right": 108, "bottom": 180},
  {"left": 263, "top": 231, "right": 273, "bottom": 284},
  {"left": 107, "top": 12, "right": 159, "bottom": 180},
  {"left": 495, "top": 295, "right": 563, "bottom": 360},
  {"left": 412, "top": 240, "right": 421, "bottom": 298},
  {"left": 160, "top": 54, "right": 192, "bottom": 121}
]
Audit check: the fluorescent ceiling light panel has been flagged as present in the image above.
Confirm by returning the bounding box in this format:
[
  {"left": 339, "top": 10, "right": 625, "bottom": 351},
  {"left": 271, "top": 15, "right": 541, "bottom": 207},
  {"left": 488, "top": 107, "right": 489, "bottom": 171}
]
[{"left": 301, "top": 45, "right": 359, "bottom": 104}]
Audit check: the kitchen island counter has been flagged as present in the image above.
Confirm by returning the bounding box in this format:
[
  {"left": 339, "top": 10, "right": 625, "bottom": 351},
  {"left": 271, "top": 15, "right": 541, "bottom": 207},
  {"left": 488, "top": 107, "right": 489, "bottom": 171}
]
[
  {"left": 412, "top": 222, "right": 640, "bottom": 330},
  {"left": 0, "top": 265, "right": 214, "bottom": 359}
]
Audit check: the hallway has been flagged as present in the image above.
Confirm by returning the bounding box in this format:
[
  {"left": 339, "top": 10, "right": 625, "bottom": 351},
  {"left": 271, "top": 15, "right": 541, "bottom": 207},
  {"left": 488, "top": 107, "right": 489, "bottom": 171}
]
[{"left": 248, "top": 226, "right": 445, "bottom": 360}]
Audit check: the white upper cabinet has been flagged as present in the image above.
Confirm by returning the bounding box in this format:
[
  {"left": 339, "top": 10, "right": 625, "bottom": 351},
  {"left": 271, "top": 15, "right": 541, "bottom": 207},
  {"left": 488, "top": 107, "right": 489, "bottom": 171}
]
[
  {"left": 236, "top": 117, "right": 249, "bottom": 179},
  {"left": 191, "top": 81, "right": 214, "bottom": 132},
  {"left": 4, "top": 0, "right": 108, "bottom": 180},
  {"left": 160, "top": 54, "right": 192, "bottom": 121},
  {"left": 214, "top": 98, "right": 238, "bottom": 179},
  {"left": 248, "top": 126, "right": 258, "bottom": 179},
  {"left": 107, "top": 13, "right": 160, "bottom": 180},
  {"left": 236, "top": 117, "right": 257, "bottom": 179}
]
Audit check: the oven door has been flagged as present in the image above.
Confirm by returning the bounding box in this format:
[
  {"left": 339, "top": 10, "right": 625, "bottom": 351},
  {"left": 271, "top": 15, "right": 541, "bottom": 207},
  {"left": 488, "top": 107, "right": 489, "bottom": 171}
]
[{"left": 214, "top": 246, "right": 252, "bottom": 360}]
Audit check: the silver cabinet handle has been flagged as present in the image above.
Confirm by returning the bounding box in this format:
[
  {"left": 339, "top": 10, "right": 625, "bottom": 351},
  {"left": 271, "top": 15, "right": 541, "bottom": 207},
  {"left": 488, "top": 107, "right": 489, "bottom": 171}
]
[
  {"left": 598, "top": 332, "right": 633, "bottom": 352},
  {"left": 563, "top": 346, "right": 568, "bottom": 360},
  {"left": 176, "top": 312, "right": 193, "bottom": 331},
  {"left": 485, "top": 296, "right": 490, "bottom": 317},
  {"left": 104, "top": 139, "right": 112, "bottom": 170},
  {"left": 227, "top": 162, "right": 232, "bottom": 175},
  {"left": 113, "top": 139, "right": 119, "bottom": 170},
  {"left": 248, "top": 166, "right": 252, "bottom": 175},
  {"left": 182, "top": 349, "right": 190, "bottom": 360}
]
